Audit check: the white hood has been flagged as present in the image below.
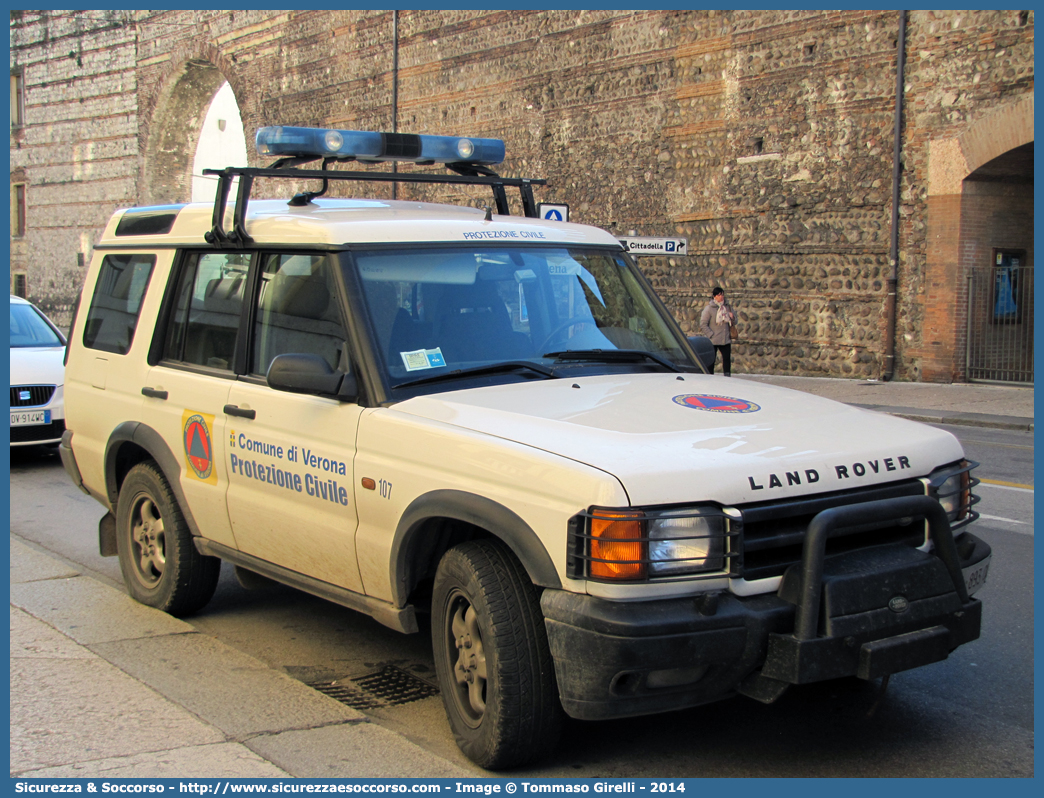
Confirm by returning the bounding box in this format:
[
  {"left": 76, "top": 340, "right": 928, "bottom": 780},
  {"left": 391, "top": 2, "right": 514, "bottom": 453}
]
[
  {"left": 395, "top": 374, "right": 964, "bottom": 506},
  {"left": 10, "top": 346, "right": 65, "bottom": 387}
]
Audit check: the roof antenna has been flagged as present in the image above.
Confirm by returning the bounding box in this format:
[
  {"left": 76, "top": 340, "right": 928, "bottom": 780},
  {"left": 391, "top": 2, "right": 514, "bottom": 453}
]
[{"left": 483, "top": 206, "right": 493, "bottom": 221}]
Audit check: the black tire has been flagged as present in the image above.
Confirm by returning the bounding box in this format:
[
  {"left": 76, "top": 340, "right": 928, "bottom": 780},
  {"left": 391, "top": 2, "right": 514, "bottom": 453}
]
[
  {"left": 432, "top": 539, "right": 564, "bottom": 769},
  {"left": 115, "top": 461, "right": 220, "bottom": 616}
]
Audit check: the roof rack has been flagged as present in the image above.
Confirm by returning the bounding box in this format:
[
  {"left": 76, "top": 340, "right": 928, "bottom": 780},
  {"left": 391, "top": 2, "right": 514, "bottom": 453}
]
[{"left": 201, "top": 159, "right": 548, "bottom": 248}]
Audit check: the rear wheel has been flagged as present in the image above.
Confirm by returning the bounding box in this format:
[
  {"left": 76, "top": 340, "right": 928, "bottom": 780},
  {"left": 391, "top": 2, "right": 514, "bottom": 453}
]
[
  {"left": 432, "top": 539, "right": 563, "bottom": 769},
  {"left": 115, "top": 461, "right": 220, "bottom": 616}
]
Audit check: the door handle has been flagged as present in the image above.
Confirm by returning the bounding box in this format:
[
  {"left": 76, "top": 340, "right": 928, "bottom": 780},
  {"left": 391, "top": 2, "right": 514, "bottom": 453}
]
[
  {"left": 141, "top": 387, "right": 168, "bottom": 400},
  {"left": 223, "top": 404, "right": 256, "bottom": 420}
]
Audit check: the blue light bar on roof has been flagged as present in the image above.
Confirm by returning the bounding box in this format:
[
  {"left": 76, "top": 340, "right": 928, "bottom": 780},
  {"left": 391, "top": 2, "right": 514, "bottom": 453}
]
[{"left": 255, "top": 126, "right": 505, "bottom": 166}]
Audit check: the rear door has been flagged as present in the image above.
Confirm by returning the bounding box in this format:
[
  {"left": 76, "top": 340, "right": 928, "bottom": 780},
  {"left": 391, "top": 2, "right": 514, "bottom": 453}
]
[{"left": 140, "top": 250, "right": 252, "bottom": 550}]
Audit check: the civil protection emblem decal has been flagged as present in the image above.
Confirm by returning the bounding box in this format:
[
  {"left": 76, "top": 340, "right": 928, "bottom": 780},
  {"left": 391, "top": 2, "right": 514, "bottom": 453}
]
[
  {"left": 182, "top": 410, "right": 218, "bottom": 483},
  {"left": 672, "top": 394, "right": 761, "bottom": 413}
]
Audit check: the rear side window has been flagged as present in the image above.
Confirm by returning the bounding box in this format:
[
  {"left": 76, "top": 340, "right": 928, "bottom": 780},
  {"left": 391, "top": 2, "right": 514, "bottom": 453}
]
[
  {"left": 82, "top": 254, "right": 156, "bottom": 354},
  {"left": 163, "top": 251, "right": 250, "bottom": 370}
]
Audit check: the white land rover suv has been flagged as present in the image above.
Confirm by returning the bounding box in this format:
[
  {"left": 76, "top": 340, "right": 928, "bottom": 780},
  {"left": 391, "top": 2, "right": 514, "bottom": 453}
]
[{"left": 61, "top": 127, "right": 990, "bottom": 769}]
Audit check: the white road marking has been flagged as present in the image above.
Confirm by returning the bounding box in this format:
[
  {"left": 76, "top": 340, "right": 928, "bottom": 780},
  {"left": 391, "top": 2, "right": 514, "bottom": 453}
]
[{"left": 978, "top": 513, "right": 1029, "bottom": 526}]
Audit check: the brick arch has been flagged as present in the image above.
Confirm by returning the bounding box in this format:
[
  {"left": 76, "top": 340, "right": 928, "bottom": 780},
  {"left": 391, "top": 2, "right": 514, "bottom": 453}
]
[
  {"left": 140, "top": 44, "right": 246, "bottom": 205},
  {"left": 918, "top": 96, "right": 1034, "bottom": 382},
  {"left": 958, "top": 95, "right": 1034, "bottom": 176},
  {"left": 928, "top": 96, "right": 1034, "bottom": 196}
]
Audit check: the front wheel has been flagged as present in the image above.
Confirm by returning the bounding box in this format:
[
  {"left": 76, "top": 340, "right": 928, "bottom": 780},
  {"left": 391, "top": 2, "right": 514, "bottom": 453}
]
[
  {"left": 432, "top": 539, "right": 564, "bottom": 769},
  {"left": 115, "top": 461, "right": 220, "bottom": 616}
]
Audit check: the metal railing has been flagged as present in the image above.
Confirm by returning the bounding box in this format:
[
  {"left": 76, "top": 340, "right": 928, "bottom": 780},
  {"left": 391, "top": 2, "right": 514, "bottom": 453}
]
[{"left": 966, "top": 264, "right": 1034, "bottom": 384}]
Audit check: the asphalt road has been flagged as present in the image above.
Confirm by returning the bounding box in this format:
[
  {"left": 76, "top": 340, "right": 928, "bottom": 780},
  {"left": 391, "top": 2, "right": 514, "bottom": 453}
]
[{"left": 8, "top": 423, "right": 1034, "bottom": 777}]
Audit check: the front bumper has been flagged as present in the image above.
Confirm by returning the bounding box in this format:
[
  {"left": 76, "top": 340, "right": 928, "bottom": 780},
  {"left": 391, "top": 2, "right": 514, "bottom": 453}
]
[
  {"left": 542, "top": 496, "right": 989, "bottom": 721},
  {"left": 11, "top": 414, "right": 65, "bottom": 446}
]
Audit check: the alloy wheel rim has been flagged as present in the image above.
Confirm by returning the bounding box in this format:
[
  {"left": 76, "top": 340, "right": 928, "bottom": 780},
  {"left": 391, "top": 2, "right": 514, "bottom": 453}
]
[
  {"left": 446, "top": 588, "right": 487, "bottom": 726},
  {"left": 130, "top": 495, "right": 166, "bottom": 588}
]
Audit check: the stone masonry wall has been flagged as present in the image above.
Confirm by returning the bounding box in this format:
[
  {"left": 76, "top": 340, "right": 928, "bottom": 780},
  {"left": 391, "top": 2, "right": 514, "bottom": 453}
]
[
  {"left": 9, "top": 10, "right": 139, "bottom": 324},
  {"left": 9, "top": 10, "right": 1034, "bottom": 382}
]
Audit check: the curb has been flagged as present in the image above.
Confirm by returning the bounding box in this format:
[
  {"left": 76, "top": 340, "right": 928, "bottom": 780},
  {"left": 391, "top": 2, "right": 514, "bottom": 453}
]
[{"left": 851, "top": 404, "right": 1034, "bottom": 432}]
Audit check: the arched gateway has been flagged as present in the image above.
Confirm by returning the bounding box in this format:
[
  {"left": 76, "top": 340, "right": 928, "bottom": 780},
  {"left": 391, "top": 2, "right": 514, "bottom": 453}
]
[
  {"left": 141, "top": 55, "right": 245, "bottom": 206},
  {"left": 922, "top": 97, "right": 1034, "bottom": 384}
]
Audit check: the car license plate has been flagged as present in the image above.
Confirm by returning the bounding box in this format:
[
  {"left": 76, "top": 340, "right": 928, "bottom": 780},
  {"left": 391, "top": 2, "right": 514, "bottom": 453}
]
[
  {"left": 10, "top": 409, "right": 50, "bottom": 427},
  {"left": 963, "top": 555, "right": 990, "bottom": 596}
]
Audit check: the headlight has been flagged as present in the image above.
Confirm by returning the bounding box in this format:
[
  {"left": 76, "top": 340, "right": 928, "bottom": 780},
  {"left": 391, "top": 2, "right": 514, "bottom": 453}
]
[
  {"left": 936, "top": 472, "right": 966, "bottom": 519},
  {"left": 928, "top": 460, "right": 980, "bottom": 526},
  {"left": 649, "top": 512, "right": 725, "bottom": 576},
  {"left": 572, "top": 506, "right": 730, "bottom": 582}
]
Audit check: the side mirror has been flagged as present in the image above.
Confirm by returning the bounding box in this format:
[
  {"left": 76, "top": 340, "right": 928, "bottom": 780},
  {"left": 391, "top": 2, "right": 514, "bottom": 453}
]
[
  {"left": 687, "top": 335, "right": 716, "bottom": 373},
  {"left": 267, "top": 353, "right": 358, "bottom": 401}
]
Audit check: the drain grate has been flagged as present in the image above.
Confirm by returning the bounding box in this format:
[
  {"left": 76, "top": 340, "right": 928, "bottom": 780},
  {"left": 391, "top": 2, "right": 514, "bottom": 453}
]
[{"left": 308, "top": 666, "right": 439, "bottom": 710}]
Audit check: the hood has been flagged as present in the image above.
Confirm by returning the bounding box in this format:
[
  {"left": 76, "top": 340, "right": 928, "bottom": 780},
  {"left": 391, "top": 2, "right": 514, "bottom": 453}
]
[
  {"left": 10, "top": 346, "right": 66, "bottom": 387},
  {"left": 394, "top": 373, "right": 964, "bottom": 506}
]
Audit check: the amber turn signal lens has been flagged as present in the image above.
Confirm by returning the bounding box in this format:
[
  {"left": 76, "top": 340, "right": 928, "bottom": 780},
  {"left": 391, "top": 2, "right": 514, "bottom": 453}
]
[{"left": 590, "top": 511, "right": 646, "bottom": 580}]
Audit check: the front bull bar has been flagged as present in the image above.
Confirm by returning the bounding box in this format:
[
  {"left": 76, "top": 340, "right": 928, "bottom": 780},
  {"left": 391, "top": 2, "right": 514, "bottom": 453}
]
[
  {"left": 750, "top": 495, "right": 980, "bottom": 694},
  {"left": 793, "top": 495, "right": 969, "bottom": 640}
]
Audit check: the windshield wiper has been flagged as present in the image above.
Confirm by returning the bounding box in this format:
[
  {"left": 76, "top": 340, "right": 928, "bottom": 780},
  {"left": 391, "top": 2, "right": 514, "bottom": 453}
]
[
  {"left": 543, "top": 349, "right": 682, "bottom": 372},
  {"left": 392, "top": 361, "right": 556, "bottom": 390}
]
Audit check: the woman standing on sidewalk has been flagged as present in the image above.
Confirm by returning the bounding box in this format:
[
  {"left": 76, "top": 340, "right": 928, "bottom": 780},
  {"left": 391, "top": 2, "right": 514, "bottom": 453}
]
[{"left": 699, "top": 286, "right": 736, "bottom": 376}]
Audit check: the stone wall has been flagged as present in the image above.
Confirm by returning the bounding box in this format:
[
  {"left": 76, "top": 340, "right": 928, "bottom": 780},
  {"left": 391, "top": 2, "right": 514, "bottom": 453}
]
[
  {"left": 9, "top": 10, "right": 140, "bottom": 324},
  {"left": 9, "top": 10, "right": 1034, "bottom": 381}
]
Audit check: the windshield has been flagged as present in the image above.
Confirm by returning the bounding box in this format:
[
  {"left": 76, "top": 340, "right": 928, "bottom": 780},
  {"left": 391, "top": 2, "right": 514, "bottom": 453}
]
[
  {"left": 10, "top": 302, "right": 64, "bottom": 348},
  {"left": 354, "top": 246, "right": 694, "bottom": 389}
]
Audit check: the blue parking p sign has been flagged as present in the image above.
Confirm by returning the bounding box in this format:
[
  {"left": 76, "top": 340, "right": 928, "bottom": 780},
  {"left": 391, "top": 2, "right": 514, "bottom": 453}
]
[{"left": 538, "top": 203, "right": 569, "bottom": 223}]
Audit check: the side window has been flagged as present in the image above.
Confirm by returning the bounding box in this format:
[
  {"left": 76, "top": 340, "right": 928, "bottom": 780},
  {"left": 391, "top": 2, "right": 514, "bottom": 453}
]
[
  {"left": 252, "top": 253, "right": 348, "bottom": 377},
  {"left": 82, "top": 254, "right": 156, "bottom": 355},
  {"left": 163, "top": 252, "right": 249, "bottom": 370}
]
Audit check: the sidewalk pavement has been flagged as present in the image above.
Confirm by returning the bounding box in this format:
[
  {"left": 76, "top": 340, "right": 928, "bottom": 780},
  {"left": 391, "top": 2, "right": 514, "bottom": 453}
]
[
  {"left": 737, "top": 374, "right": 1034, "bottom": 431},
  {"left": 10, "top": 537, "right": 482, "bottom": 779},
  {"left": 9, "top": 376, "right": 1032, "bottom": 779}
]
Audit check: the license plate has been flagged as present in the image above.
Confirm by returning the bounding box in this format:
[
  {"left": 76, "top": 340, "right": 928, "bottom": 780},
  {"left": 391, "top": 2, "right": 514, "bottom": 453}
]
[
  {"left": 10, "top": 409, "right": 50, "bottom": 427},
  {"left": 963, "top": 555, "right": 990, "bottom": 596}
]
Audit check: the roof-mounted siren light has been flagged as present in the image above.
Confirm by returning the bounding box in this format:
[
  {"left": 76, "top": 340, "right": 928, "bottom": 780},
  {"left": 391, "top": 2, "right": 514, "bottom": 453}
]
[{"left": 255, "top": 127, "right": 505, "bottom": 166}]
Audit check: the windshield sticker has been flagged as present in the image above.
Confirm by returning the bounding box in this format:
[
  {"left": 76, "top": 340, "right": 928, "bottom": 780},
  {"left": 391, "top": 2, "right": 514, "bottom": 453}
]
[
  {"left": 673, "top": 394, "right": 761, "bottom": 414},
  {"left": 401, "top": 347, "right": 447, "bottom": 372}
]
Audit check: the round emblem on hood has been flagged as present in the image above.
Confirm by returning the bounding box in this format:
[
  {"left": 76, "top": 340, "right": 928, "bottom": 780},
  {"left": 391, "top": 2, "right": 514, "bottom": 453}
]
[
  {"left": 888, "top": 595, "right": 909, "bottom": 613},
  {"left": 672, "top": 394, "right": 761, "bottom": 413}
]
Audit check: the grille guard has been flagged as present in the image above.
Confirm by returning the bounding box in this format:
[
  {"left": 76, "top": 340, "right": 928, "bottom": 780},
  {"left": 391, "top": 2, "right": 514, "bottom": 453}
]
[
  {"left": 745, "top": 495, "right": 981, "bottom": 696},
  {"left": 791, "top": 495, "right": 969, "bottom": 640}
]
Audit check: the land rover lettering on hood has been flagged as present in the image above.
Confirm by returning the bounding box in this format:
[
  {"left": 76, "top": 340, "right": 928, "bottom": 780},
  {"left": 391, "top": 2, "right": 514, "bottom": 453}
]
[{"left": 60, "top": 126, "right": 989, "bottom": 770}]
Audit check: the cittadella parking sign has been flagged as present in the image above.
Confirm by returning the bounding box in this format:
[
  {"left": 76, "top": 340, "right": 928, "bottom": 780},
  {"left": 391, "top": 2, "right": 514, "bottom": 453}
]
[{"left": 617, "top": 236, "right": 688, "bottom": 255}]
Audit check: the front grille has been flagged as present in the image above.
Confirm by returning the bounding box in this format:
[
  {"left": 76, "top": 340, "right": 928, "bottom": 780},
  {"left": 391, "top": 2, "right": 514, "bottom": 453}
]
[
  {"left": 10, "top": 385, "right": 55, "bottom": 407},
  {"left": 10, "top": 418, "right": 65, "bottom": 444},
  {"left": 735, "top": 480, "right": 928, "bottom": 581}
]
